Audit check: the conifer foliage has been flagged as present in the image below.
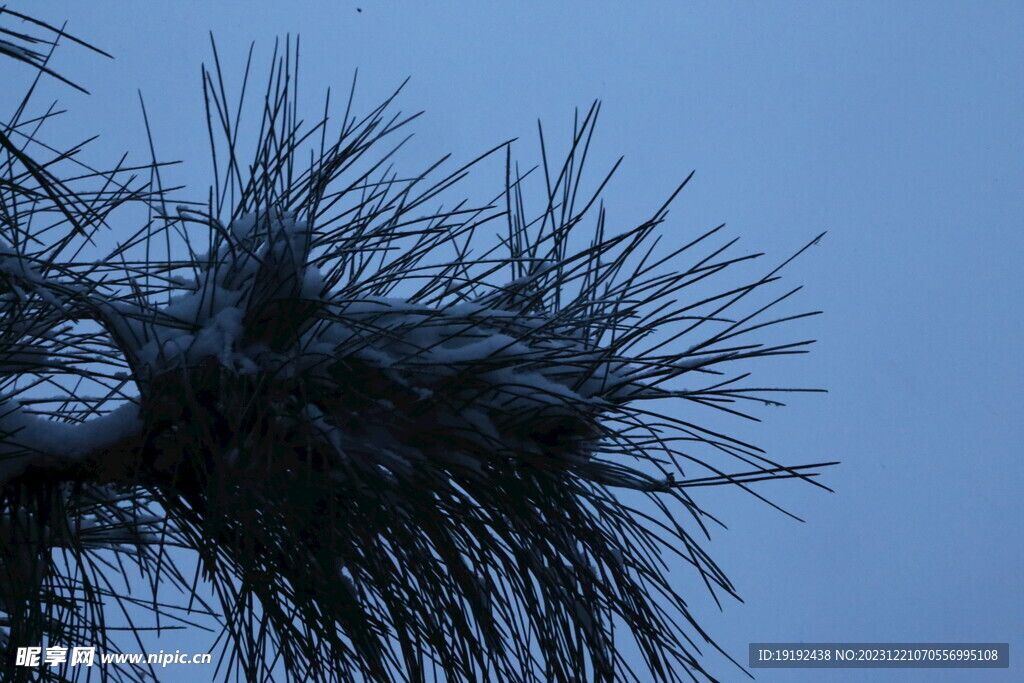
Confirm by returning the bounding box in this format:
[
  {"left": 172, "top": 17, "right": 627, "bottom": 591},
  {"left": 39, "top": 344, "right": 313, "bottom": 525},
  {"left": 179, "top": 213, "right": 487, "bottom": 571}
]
[{"left": 0, "top": 11, "right": 832, "bottom": 682}]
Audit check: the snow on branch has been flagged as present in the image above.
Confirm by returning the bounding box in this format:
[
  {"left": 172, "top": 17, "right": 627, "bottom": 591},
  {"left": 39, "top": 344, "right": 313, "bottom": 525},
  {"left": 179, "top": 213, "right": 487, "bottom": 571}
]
[{"left": 0, "top": 35, "right": 832, "bottom": 683}]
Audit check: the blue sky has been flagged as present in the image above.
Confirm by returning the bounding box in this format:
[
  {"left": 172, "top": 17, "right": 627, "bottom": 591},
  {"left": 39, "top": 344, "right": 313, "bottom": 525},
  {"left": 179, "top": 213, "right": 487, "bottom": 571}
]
[{"left": 3, "top": 2, "right": 1021, "bottom": 680}]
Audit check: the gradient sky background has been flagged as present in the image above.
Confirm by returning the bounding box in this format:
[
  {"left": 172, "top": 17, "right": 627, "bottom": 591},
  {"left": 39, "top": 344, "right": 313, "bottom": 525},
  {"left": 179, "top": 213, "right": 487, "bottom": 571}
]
[{"left": 3, "top": 2, "right": 1021, "bottom": 681}]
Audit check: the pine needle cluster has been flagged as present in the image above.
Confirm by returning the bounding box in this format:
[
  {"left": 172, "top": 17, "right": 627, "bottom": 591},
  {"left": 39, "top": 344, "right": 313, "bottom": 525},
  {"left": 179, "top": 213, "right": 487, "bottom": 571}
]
[{"left": 0, "top": 19, "right": 831, "bottom": 682}]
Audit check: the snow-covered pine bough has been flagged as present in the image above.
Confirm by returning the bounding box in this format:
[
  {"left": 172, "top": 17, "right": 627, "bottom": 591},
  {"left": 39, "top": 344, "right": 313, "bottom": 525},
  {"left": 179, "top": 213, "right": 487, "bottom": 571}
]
[{"left": 0, "top": 27, "right": 833, "bottom": 683}]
